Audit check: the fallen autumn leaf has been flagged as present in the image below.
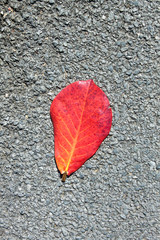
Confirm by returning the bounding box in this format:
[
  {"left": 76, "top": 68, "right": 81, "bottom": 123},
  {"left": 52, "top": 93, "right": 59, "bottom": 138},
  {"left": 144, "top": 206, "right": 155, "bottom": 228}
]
[{"left": 50, "top": 79, "right": 112, "bottom": 181}]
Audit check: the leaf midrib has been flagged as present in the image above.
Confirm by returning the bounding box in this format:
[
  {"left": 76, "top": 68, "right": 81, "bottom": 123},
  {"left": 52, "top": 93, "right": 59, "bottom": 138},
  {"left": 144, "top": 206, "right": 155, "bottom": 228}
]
[{"left": 65, "top": 82, "right": 91, "bottom": 172}]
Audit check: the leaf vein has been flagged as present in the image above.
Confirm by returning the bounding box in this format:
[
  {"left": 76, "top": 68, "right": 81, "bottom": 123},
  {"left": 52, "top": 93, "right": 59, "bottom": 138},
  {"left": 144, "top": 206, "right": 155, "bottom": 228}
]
[
  {"left": 81, "top": 108, "right": 99, "bottom": 125},
  {"left": 67, "top": 113, "right": 77, "bottom": 132},
  {"left": 58, "top": 140, "right": 69, "bottom": 155},
  {"left": 57, "top": 155, "right": 66, "bottom": 164},
  {"left": 58, "top": 112, "right": 74, "bottom": 140},
  {"left": 75, "top": 140, "right": 98, "bottom": 150},
  {"left": 58, "top": 130, "right": 72, "bottom": 147},
  {"left": 78, "top": 130, "right": 98, "bottom": 143}
]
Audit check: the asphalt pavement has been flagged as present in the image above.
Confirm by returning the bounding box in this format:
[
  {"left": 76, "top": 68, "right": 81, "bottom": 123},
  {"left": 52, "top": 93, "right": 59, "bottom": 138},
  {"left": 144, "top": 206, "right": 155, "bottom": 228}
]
[{"left": 0, "top": 0, "right": 160, "bottom": 239}]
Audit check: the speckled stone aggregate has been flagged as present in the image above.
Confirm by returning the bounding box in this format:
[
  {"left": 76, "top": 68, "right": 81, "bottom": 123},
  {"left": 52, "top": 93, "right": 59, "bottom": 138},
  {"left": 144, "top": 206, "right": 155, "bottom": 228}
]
[{"left": 0, "top": 0, "right": 160, "bottom": 239}]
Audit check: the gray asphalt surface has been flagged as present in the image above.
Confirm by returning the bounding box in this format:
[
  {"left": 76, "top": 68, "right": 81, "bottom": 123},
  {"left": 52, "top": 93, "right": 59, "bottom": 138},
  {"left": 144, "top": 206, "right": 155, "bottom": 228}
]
[{"left": 0, "top": 0, "right": 160, "bottom": 239}]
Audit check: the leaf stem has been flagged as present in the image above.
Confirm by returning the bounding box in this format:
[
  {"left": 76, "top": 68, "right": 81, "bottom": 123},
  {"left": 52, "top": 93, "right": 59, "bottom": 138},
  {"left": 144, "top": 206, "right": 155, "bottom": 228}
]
[{"left": 62, "top": 172, "right": 67, "bottom": 182}]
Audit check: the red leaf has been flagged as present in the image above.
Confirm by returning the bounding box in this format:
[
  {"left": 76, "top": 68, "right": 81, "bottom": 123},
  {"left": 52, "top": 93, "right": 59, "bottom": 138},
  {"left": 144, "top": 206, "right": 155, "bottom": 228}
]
[{"left": 50, "top": 79, "right": 112, "bottom": 180}]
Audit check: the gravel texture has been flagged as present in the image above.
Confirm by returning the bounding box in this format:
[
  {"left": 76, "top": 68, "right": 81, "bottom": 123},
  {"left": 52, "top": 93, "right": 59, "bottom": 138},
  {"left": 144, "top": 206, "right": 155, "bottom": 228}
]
[{"left": 0, "top": 0, "right": 160, "bottom": 239}]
